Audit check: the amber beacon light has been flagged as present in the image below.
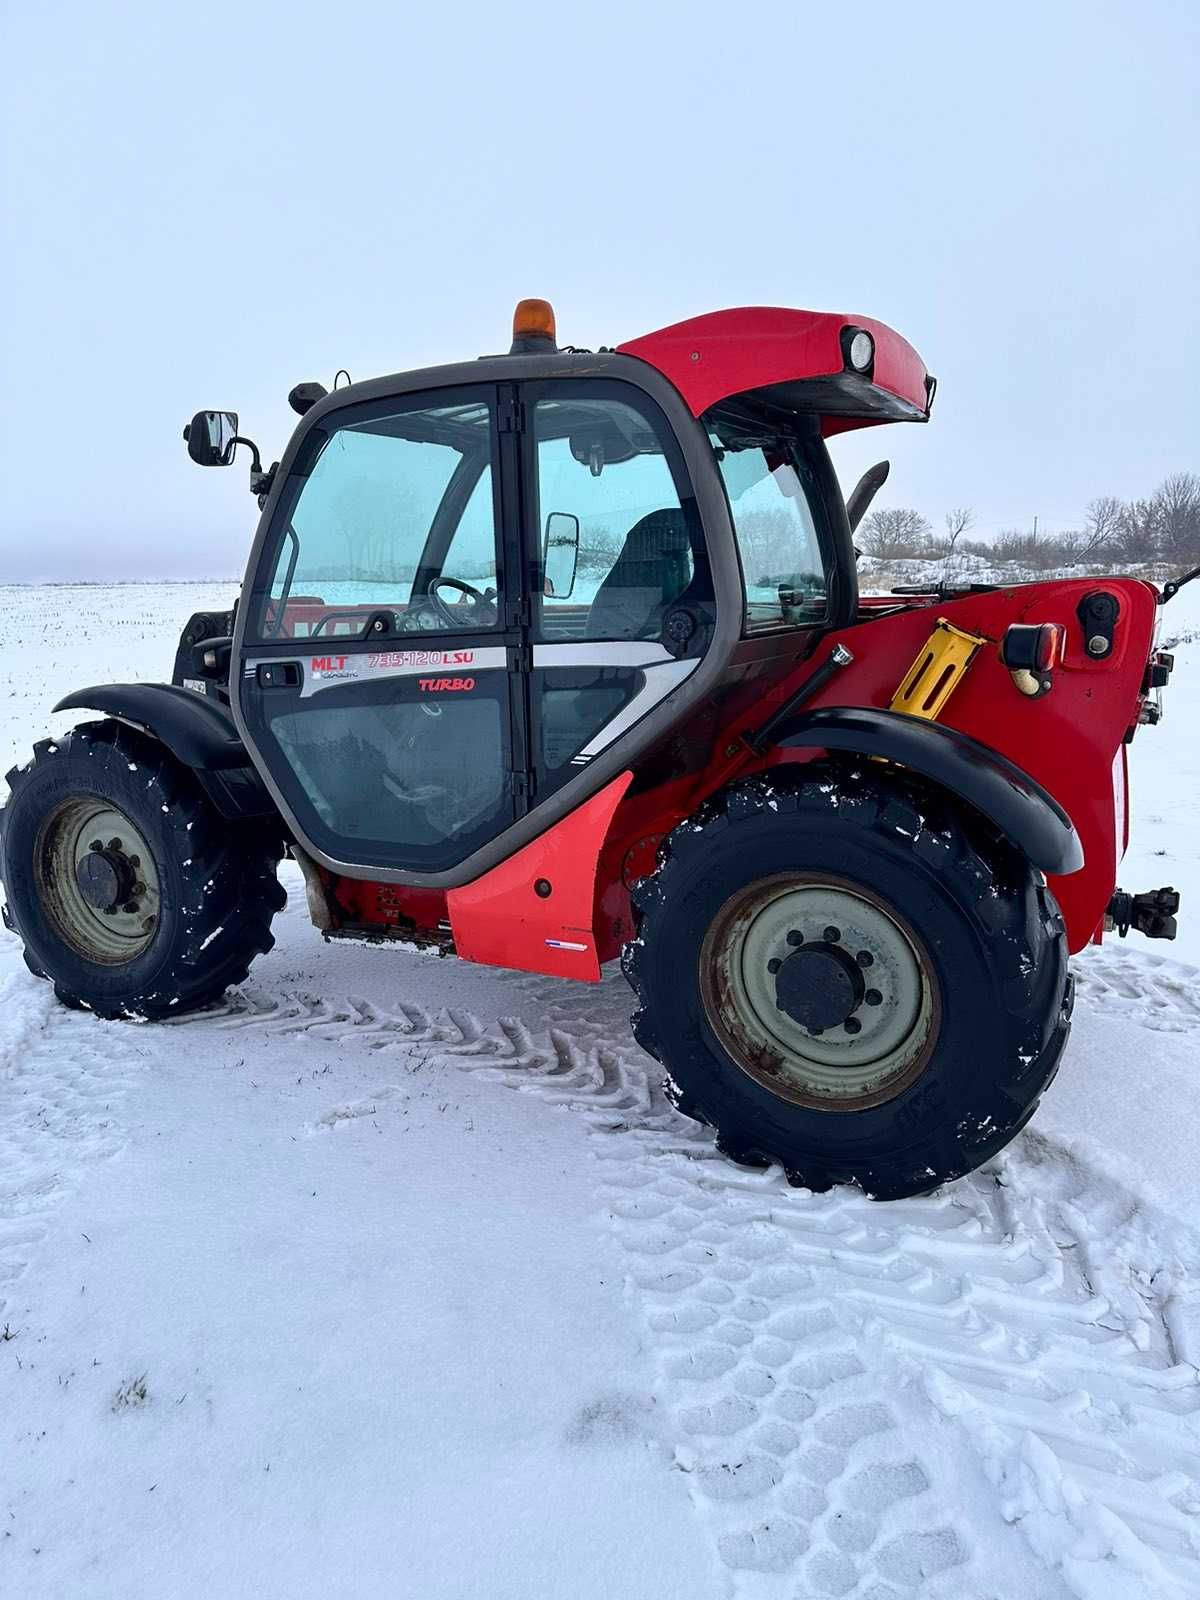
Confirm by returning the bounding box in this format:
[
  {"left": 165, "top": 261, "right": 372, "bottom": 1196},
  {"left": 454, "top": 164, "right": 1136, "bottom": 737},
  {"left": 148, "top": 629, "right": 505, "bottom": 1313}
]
[{"left": 510, "top": 298, "right": 558, "bottom": 352}]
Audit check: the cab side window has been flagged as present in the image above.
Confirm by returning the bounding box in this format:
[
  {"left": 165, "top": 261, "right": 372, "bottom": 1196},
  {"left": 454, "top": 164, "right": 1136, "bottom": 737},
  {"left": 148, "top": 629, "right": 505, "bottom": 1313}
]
[
  {"left": 708, "top": 431, "right": 832, "bottom": 634},
  {"left": 532, "top": 393, "right": 710, "bottom": 643}
]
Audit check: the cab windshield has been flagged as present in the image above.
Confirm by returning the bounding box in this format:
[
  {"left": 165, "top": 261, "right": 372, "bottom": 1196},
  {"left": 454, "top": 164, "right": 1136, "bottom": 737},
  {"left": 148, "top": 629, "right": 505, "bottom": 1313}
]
[{"left": 706, "top": 416, "right": 834, "bottom": 633}]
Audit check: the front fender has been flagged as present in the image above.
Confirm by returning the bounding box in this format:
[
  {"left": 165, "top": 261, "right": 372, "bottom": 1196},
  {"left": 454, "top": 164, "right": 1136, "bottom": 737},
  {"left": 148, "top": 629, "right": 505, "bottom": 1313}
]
[
  {"left": 53, "top": 684, "right": 275, "bottom": 820},
  {"left": 772, "top": 705, "right": 1083, "bottom": 876}
]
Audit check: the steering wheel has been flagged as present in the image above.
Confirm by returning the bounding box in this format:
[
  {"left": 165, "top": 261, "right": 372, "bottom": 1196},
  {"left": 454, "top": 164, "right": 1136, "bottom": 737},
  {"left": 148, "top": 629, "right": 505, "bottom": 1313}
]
[{"left": 428, "top": 577, "right": 498, "bottom": 629}]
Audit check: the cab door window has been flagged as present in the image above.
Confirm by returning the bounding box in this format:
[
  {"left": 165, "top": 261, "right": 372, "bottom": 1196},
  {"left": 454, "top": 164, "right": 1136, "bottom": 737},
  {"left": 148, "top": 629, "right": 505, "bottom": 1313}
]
[
  {"left": 530, "top": 391, "right": 710, "bottom": 643},
  {"left": 525, "top": 383, "right": 712, "bottom": 797},
  {"left": 255, "top": 397, "right": 501, "bottom": 640}
]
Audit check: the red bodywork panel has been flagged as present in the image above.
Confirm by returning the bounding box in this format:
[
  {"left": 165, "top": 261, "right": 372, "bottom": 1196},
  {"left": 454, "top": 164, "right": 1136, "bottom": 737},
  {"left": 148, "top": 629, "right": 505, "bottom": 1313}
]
[
  {"left": 759, "top": 579, "right": 1156, "bottom": 952},
  {"left": 445, "top": 774, "right": 632, "bottom": 981},
  {"left": 618, "top": 307, "right": 930, "bottom": 434}
]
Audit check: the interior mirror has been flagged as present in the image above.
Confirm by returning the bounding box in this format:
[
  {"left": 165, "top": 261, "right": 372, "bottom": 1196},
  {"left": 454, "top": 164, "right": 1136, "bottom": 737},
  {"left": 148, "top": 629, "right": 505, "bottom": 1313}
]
[
  {"left": 543, "top": 512, "right": 580, "bottom": 599},
  {"left": 184, "top": 410, "right": 239, "bottom": 466}
]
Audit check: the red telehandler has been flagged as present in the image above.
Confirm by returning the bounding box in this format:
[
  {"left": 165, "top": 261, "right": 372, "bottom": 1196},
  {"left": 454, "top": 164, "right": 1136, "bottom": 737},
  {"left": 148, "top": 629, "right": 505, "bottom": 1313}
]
[{"left": 0, "top": 301, "right": 1182, "bottom": 1197}]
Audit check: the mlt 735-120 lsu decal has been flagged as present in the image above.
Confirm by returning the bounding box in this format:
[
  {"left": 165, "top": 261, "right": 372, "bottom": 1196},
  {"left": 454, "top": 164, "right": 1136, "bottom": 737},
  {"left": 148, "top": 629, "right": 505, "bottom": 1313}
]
[{"left": 257, "top": 645, "right": 508, "bottom": 698}]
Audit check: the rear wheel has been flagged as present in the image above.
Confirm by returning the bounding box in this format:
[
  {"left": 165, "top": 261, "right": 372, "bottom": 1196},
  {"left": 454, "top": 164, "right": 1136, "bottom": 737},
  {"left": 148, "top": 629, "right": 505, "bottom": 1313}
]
[
  {"left": 624, "top": 766, "right": 1073, "bottom": 1199},
  {"left": 2, "top": 720, "right": 286, "bottom": 1019}
]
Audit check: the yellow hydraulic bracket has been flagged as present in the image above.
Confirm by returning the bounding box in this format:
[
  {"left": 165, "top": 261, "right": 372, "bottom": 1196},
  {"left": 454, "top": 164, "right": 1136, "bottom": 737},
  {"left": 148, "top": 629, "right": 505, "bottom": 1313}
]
[{"left": 890, "top": 619, "right": 990, "bottom": 721}]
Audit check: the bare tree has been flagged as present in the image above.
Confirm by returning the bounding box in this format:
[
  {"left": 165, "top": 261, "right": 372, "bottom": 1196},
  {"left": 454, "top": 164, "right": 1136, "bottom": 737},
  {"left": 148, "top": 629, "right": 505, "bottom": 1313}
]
[
  {"left": 1113, "top": 497, "right": 1158, "bottom": 563},
  {"left": 943, "top": 506, "right": 973, "bottom": 554},
  {"left": 1152, "top": 472, "right": 1200, "bottom": 561},
  {"left": 858, "top": 507, "right": 932, "bottom": 561},
  {"left": 1080, "top": 496, "right": 1124, "bottom": 559}
]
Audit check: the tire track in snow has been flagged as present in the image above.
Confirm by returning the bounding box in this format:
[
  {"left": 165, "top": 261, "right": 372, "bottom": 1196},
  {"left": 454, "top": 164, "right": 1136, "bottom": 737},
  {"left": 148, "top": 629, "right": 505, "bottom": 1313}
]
[
  {"left": 0, "top": 976, "right": 143, "bottom": 1326},
  {"left": 175, "top": 961, "right": 1200, "bottom": 1600},
  {"left": 1073, "top": 945, "right": 1200, "bottom": 1032}
]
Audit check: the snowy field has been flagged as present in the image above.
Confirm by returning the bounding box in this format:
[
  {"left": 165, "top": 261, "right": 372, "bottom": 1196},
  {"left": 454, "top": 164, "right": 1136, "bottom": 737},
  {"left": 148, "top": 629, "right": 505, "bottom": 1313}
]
[{"left": 1, "top": 581, "right": 1199, "bottom": 1600}]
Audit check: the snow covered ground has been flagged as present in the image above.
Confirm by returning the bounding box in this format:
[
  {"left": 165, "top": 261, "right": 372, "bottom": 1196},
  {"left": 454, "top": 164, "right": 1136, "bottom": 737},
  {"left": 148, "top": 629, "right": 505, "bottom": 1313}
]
[{"left": 1, "top": 582, "right": 1198, "bottom": 1600}]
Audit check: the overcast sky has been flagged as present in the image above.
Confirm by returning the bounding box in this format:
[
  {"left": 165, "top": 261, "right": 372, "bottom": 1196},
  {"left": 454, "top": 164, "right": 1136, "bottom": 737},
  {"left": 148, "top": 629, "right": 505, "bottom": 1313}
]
[{"left": 2, "top": 1, "right": 1197, "bottom": 581}]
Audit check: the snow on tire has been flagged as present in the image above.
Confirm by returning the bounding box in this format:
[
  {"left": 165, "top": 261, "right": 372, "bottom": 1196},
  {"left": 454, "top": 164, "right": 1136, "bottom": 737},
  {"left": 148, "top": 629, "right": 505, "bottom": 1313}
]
[{"left": 623, "top": 764, "right": 1073, "bottom": 1199}]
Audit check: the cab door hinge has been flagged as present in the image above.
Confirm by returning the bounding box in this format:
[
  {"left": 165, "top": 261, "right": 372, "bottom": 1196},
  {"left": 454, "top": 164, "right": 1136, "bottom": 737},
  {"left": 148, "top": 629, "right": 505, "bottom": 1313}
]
[
  {"left": 506, "top": 769, "right": 535, "bottom": 799},
  {"left": 498, "top": 391, "right": 526, "bottom": 434},
  {"left": 506, "top": 641, "right": 532, "bottom": 672},
  {"left": 506, "top": 595, "right": 532, "bottom": 632}
]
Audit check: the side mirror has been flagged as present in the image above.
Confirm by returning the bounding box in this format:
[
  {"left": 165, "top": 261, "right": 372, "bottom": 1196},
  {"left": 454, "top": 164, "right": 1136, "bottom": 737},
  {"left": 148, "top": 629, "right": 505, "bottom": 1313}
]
[
  {"left": 543, "top": 512, "right": 580, "bottom": 599},
  {"left": 184, "top": 410, "right": 239, "bottom": 466}
]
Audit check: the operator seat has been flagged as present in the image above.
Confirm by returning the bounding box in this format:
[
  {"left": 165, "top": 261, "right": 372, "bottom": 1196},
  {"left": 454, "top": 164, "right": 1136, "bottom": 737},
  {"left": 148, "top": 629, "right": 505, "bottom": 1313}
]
[{"left": 585, "top": 508, "right": 695, "bottom": 640}]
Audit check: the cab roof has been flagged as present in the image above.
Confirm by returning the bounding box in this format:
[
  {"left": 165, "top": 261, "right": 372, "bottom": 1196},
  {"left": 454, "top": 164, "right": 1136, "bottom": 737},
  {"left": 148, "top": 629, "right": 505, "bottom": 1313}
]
[{"left": 617, "top": 306, "right": 934, "bottom": 436}]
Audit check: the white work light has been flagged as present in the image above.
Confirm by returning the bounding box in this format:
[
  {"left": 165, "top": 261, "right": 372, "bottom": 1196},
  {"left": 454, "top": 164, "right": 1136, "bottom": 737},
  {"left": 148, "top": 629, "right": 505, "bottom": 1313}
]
[{"left": 847, "top": 329, "right": 874, "bottom": 372}]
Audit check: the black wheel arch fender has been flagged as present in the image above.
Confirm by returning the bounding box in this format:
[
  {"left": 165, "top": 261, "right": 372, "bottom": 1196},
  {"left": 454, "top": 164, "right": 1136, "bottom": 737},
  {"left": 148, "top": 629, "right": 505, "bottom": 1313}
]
[
  {"left": 52, "top": 684, "right": 277, "bottom": 821},
  {"left": 769, "top": 705, "right": 1083, "bottom": 877}
]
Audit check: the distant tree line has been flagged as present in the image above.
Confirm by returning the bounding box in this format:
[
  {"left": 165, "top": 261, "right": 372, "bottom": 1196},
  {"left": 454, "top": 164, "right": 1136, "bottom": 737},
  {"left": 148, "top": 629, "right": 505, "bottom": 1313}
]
[{"left": 858, "top": 472, "right": 1200, "bottom": 569}]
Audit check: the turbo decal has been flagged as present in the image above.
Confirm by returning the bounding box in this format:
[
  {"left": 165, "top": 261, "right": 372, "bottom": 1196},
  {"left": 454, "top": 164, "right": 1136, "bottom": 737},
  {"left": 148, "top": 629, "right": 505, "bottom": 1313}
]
[{"left": 418, "top": 677, "right": 477, "bottom": 692}]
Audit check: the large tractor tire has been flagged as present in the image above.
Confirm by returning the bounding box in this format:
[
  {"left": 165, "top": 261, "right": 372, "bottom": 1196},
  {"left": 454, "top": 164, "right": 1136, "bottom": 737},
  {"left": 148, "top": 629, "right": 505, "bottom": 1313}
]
[
  {"left": 624, "top": 765, "right": 1073, "bottom": 1200},
  {"left": 1, "top": 720, "right": 285, "bottom": 1019}
]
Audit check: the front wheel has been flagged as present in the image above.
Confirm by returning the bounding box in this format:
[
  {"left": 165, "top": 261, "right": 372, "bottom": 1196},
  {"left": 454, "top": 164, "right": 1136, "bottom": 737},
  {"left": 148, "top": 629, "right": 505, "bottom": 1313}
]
[
  {"left": 624, "top": 767, "right": 1073, "bottom": 1200},
  {"left": 2, "top": 720, "right": 286, "bottom": 1019}
]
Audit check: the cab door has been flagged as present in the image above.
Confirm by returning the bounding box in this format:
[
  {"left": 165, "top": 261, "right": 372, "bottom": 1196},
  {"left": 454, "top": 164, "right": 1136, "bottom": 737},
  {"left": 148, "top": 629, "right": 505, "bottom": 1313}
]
[
  {"left": 235, "top": 384, "right": 529, "bottom": 875},
  {"left": 519, "top": 379, "right": 716, "bottom": 800}
]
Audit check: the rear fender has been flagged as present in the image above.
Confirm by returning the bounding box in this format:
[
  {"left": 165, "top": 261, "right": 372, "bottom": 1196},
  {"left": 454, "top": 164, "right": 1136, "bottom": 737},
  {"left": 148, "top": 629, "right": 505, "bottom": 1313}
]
[
  {"left": 52, "top": 684, "right": 277, "bottom": 821},
  {"left": 771, "top": 706, "right": 1083, "bottom": 877}
]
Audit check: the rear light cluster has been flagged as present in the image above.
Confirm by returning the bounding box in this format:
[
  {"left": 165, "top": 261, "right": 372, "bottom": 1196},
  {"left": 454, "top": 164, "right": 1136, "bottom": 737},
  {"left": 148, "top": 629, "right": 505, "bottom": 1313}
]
[{"left": 1001, "top": 623, "right": 1064, "bottom": 698}]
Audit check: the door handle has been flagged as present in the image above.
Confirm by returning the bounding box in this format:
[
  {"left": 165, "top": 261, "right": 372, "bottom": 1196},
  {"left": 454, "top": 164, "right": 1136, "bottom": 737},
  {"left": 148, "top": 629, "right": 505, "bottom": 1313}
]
[{"left": 256, "top": 662, "right": 301, "bottom": 688}]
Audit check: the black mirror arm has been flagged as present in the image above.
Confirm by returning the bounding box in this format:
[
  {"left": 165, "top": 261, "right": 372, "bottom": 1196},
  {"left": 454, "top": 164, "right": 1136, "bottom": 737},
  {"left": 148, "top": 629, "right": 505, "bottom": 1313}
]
[
  {"left": 229, "top": 434, "right": 275, "bottom": 500},
  {"left": 230, "top": 434, "right": 261, "bottom": 472}
]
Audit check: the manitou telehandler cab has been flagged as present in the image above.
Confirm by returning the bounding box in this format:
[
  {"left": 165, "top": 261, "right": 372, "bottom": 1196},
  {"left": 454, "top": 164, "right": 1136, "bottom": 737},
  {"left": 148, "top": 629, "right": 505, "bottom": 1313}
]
[{"left": 0, "top": 301, "right": 1182, "bottom": 1197}]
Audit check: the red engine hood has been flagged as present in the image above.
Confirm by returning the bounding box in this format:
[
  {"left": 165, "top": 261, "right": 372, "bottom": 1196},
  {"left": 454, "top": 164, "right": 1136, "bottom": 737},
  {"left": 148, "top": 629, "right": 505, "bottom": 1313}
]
[{"left": 618, "top": 305, "right": 933, "bottom": 436}]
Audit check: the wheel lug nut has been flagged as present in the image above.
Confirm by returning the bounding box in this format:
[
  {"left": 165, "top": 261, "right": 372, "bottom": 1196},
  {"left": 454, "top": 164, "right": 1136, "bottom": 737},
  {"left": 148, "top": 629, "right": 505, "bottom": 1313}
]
[
  {"left": 844, "top": 1017, "right": 862, "bottom": 1035},
  {"left": 786, "top": 929, "right": 804, "bottom": 946},
  {"left": 122, "top": 901, "right": 140, "bottom": 915},
  {"left": 767, "top": 957, "right": 781, "bottom": 975},
  {"left": 864, "top": 988, "right": 882, "bottom": 1007},
  {"left": 823, "top": 926, "right": 841, "bottom": 944},
  {"left": 128, "top": 855, "right": 140, "bottom": 869},
  {"left": 107, "top": 838, "right": 122, "bottom": 852},
  {"left": 856, "top": 950, "right": 874, "bottom": 967},
  {"left": 88, "top": 839, "right": 103, "bottom": 852},
  {"left": 132, "top": 881, "right": 147, "bottom": 896}
]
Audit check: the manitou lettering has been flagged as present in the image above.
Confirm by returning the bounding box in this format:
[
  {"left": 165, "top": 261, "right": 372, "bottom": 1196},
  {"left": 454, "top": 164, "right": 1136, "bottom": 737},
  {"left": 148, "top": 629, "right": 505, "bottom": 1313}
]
[
  {"left": 417, "top": 676, "right": 476, "bottom": 692},
  {"left": 310, "top": 655, "right": 348, "bottom": 672}
]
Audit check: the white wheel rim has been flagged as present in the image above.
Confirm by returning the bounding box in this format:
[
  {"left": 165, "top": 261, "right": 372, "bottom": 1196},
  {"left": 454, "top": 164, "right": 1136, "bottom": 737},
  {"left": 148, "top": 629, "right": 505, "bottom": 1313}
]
[
  {"left": 36, "top": 798, "right": 161, "bottom": 964},
  {"left": 700, "top": 874, "right": 939, "bottom": 1110}
]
